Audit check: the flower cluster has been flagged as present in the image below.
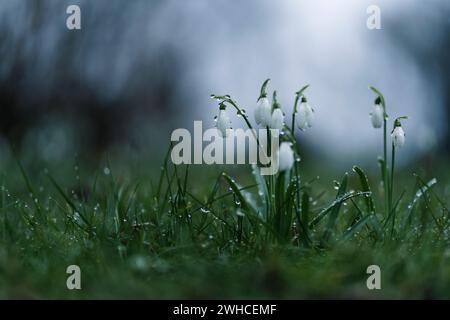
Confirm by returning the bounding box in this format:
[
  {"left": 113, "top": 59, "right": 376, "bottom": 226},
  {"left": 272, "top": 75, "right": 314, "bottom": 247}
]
[
  {"left": 214, "top": 79, "right": 316, "bottom": 173},
  {"left": 369, "top": 90, "right": 407, "bottom": 148},
  {"left": 369, "top": 86, "right": 408, "bottom": 217},
  {"left": 254, "top": 89, "right": 285, "bottom": 130}
]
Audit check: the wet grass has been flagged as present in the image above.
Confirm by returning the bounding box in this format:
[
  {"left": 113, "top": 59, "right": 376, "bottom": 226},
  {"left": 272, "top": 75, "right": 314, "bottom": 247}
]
[{"left": 0, "top": 153, "right": 449, "bottom": 299}]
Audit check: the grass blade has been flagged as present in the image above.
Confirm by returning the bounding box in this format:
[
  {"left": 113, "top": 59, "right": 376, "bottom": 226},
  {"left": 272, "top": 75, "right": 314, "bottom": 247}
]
[
  {"left": 352, "top": 166, "right": 375, "bottom": 215},
  {"left": 321, "top": 173, "right": 348, "bottom": 244},
  {"left": 342, "top": 214, "right": 374, "bottom": 241},
  {"left": 221, "top": 172, "right": 257, "bottom": 215},
  {"left": 309, "top": 190, "right": 370, "bottom": 228}
]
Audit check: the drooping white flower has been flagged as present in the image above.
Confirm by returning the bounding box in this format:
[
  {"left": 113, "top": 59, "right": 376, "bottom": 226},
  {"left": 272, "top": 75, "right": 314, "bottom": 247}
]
[
  {"left": 216, "top": 106, "right": 231, "bottom": 137},
  {"left": 278, "top": 142, "right": 294, "bottom": 172},
  {"left": 392, "top": 126, "right": 405, "bottom": 148},
  {"left": 296, "top": 99, "right": 314, "bottom": 130},
  {"left": 370, "top": 102, "right": 384, "bottom": 129},
  {"left": 255, "top": 97, "right": 272, "bottom": 127},
  {"left": 270, "top": 107, "right": 284, "bottom": 130}
]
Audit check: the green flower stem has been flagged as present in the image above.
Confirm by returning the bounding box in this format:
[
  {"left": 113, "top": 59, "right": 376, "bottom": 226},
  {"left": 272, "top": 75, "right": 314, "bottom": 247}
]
[
  {"left": 291, "top": 94, "right": 300, "bottom": 134},
  {"left": 390, "top": 143, "right": 396, "bottom": 234},
  {"left": 384, "top": 118, "right": 389, "bottom": 216},
  {"left": 370, "top": 86, "right": 389, "bottom": 217},
  {"left": 289, "top": 85, "right": 309, "bottom": 226},
  {"left": 266, "top": 126, "right": 274, "bottom": 223},
  {"left": 224, "top": 99, "right": 254, "bottom": 131},
  {"left": 286, "top": 83, "right": 305, "bottom": 227}
]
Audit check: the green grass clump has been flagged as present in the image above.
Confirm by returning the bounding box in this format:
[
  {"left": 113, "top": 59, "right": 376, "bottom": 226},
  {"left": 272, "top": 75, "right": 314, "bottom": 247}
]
[{"left": 0, "top": 154, "right": 449, "bottom": 299}]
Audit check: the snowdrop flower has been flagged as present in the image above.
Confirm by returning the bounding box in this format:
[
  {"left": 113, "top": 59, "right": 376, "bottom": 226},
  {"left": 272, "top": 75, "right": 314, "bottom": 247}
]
[
  {"left": 269, "top": 91, "right": 284, "bottom": 130},
  {"left": 270, "top": 107, "right": 284, "bottom": 130},
  {"left": 278, "top": 142, "right": 294, "bottom": 172},
  {"left": 216, "top": 104, "right": 231, "bottom": 137},
  {"left": 296, "top": 97, "right": 314, "bottom": 130},
  {"left": 392, "top": 118, "right": 406, "bottom": 148},
  {"left": 370, "top": 97, "right": 384, "bottom": 128},
  {"left": 254, "top": 97, "right": 272, "bottom": 127},
  {"left": 392, "top": 127, "right": 405, "bottom": 147}
]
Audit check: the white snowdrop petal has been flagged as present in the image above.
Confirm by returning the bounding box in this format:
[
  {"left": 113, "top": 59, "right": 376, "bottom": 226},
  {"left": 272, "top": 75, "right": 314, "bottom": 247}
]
[
  {"left": 216, "top": 109, "right": 231, "bottom": 137},
  {"left": 270, "top": 108, "right": 284, "bottom": 130},
  {"left": 296, "top": 102, "right": 314, "bottom": 130},
  {"left": 370, "top": 104, "right": 383, "bottom": 129},
  {"left": 296, "top": 111, "right": 308, "bottom": 131},
  {"left": 305, "top": 104, "right": 314, "bottom": 128},
  {"left": 278, "top": 142, "right": 294, "bottom": 172},
  {"left": 255, "top": 101, "right": 262, "bottom": 125},
  {"left": 392, "top": 126, "right": 405, "bottom": 147},
  {"left": 255, "top": 97, "right": 271, "bottom": 127}
]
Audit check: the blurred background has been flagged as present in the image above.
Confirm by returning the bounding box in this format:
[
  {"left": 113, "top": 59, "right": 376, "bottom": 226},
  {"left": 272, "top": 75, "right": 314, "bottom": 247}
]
[{"left": 0, "top": 0, "right": 449, "bottom": 170}]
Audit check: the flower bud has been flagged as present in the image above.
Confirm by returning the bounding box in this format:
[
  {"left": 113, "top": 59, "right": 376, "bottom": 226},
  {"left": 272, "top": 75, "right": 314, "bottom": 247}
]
[
  {"left": 370, "top": 102, "right": 384, "bottom": 129},
  {"left": 392, "top": 125, "right": 405, "bottom": 147},
  {"left": 216, "top": 106, "right": 231, "bottom": 137},
  {"left": 296, "top": 98, "right": 314, "bottom": 130},
  {"left": 254, "top": 97, "right": 272, "bottom": 127},
  {"left": 278, "top": 142, "right": 294, "bottom": 172},
  {"left": 270, "top": 108, "right": 284, "bottom": 130}
]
